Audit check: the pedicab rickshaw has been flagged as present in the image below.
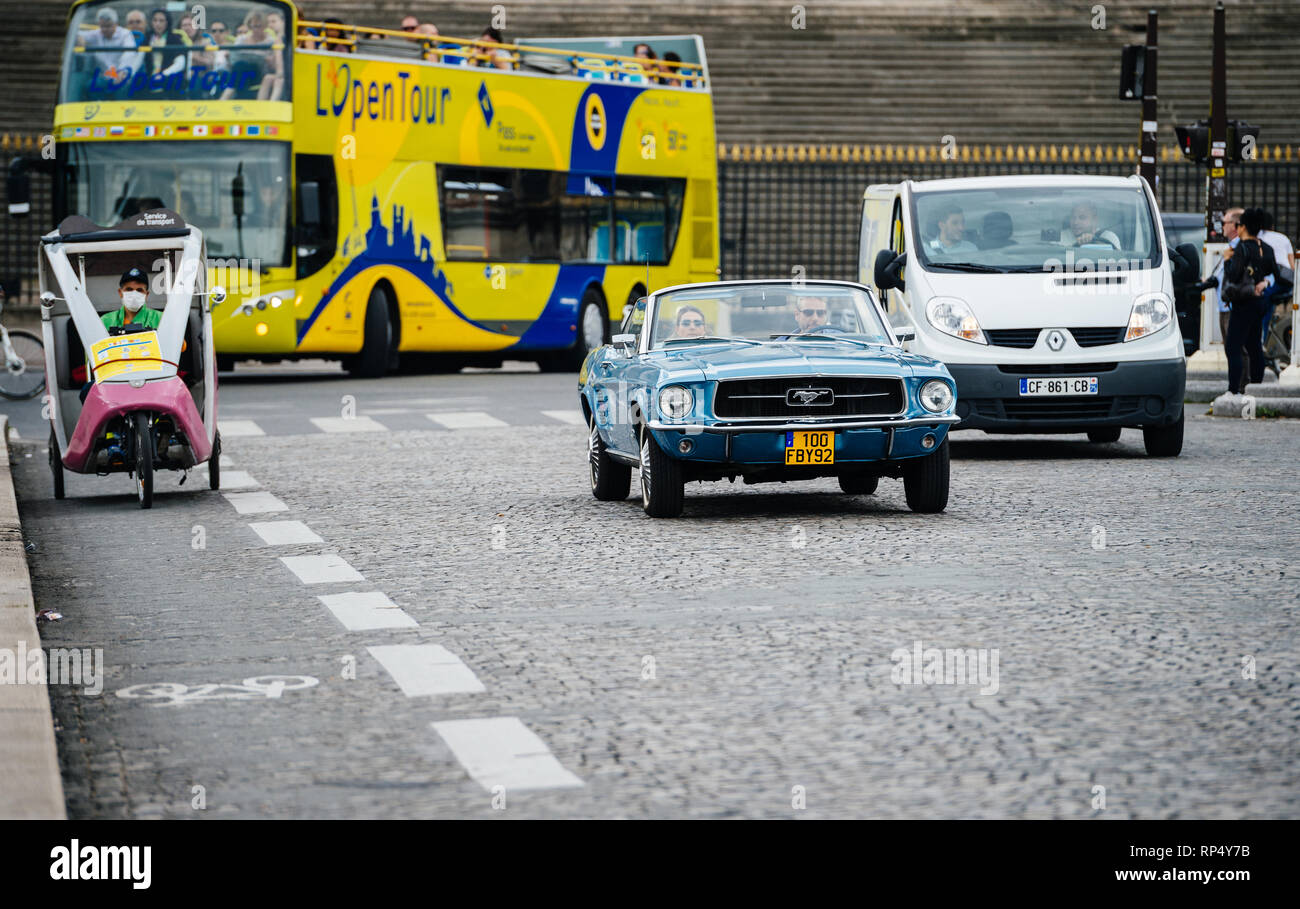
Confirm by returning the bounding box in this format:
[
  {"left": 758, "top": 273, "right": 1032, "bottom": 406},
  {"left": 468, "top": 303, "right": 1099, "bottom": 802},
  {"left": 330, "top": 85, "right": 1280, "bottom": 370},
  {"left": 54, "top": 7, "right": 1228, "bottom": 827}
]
[{"left": 38, "top": 208, "right": 224, "bottom": 508}]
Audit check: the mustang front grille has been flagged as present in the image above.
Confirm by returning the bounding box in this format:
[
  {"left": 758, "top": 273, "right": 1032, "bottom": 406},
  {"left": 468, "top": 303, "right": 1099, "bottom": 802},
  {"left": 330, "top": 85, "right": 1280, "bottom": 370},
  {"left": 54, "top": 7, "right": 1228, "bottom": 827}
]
[{"left": 713, "top": 377, "right": 905, "bottom": 419}]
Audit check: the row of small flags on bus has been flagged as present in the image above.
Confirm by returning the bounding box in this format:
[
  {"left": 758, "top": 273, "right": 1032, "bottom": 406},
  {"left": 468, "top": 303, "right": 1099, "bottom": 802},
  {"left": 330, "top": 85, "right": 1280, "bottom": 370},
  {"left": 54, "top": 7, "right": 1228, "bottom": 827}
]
[{"left": 62, "top": 124, "right": 280, "bottom": 138}]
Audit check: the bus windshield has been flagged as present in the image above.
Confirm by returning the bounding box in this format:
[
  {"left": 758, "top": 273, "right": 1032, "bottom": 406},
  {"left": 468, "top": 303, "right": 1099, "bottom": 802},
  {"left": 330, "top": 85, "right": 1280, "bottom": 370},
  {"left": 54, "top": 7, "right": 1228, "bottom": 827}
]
[
  {"left": 911, "top": 185, "right": 1161, "bottom": 273},
  {"left": 61, "top": 0, "right": 293, "bottom": 104},
  {"left": 60, "top": 140, "right": 291, "bottom": 267}
]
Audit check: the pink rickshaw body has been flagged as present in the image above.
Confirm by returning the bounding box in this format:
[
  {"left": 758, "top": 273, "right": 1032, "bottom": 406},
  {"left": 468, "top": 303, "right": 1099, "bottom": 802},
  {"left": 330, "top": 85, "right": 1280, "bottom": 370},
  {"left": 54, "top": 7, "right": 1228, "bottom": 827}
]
[{"left": 62, "top": 377, "right": 212, "bottom": 473}]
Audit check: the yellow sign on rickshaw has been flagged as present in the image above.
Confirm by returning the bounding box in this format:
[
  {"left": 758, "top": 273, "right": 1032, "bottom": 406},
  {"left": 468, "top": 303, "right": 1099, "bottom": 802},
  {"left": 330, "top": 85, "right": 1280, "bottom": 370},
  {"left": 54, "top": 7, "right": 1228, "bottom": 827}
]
[{"left": 89, "top": 331, "right": 164, "bottom": 382}]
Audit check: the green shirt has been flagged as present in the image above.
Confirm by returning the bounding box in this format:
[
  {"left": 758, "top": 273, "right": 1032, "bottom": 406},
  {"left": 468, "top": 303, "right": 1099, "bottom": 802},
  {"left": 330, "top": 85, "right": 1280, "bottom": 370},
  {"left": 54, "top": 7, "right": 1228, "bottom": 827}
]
[{"left": 102, "top": 306, "right": 162, "bottom": 331}]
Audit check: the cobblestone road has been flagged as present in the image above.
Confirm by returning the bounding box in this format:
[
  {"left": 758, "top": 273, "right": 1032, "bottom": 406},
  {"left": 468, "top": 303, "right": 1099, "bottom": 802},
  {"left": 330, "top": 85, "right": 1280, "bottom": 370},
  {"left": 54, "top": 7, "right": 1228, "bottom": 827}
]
[{"left": 9, "top": 373, "right": 1299, "bottom": 818}]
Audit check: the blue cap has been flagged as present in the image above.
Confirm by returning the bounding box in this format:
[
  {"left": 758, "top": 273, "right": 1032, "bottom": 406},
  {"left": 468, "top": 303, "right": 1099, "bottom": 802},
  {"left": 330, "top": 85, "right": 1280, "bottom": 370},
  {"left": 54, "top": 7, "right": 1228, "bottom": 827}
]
[{"left": 119, "top": 267, "right": 148, "bottom": 287}]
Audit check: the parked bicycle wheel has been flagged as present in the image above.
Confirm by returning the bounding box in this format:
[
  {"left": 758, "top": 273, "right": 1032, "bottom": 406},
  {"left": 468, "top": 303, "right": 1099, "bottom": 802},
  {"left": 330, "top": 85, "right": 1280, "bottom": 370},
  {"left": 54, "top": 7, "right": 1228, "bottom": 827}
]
[{"left": 0, "top": 329, "right": 46, "bottom": 400}]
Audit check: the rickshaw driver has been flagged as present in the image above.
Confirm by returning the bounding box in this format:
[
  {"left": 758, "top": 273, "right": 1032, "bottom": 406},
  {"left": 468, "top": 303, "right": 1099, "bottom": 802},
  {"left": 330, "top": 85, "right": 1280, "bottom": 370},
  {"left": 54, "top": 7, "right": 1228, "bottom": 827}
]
[
  {"left": 80, "top": 267, "right": 184, "bottom": 401},
  {"left": 103, "top": 267, "right": 161, "bottom": 331}
]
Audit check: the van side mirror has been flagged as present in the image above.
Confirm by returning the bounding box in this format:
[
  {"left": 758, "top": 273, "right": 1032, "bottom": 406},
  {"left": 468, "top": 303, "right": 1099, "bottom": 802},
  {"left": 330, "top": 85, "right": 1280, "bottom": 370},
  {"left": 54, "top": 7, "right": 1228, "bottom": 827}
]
[{"left": 874, "top": 249, "right": 906, "bottom": 291}]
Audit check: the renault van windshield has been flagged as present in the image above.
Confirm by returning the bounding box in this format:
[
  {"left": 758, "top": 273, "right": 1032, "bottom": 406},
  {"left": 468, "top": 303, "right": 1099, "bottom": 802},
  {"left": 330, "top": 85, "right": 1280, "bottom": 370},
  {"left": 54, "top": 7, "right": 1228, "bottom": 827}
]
[{"left": 911, "top": 186, "right": 1162, "bottom": 273}]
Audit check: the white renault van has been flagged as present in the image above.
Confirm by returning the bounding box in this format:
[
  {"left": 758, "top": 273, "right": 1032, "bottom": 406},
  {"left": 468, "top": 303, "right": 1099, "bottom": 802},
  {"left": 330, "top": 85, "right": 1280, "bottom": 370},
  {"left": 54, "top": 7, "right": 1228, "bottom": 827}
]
[{"left": 860, "top": 175, "right": 1186, "bottom": 456}]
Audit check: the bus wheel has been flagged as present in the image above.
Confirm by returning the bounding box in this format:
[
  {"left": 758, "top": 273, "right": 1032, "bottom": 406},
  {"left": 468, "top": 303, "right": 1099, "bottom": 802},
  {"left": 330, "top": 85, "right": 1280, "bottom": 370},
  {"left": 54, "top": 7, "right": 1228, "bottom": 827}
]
[
  {"left": 349, "top": 286, "right": 393, "bottom": 378},
  {"left": 540, "top": 287, "right": 606, "bottom": 373}
]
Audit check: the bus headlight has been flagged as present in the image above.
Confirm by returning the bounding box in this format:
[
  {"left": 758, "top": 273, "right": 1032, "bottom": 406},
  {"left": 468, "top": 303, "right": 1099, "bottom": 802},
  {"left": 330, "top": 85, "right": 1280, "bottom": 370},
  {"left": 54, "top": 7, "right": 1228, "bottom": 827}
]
[
  {"left": 926, "top": 297, "right": 987, "bottom": 344},
  {"left": 658, "top": 386, "right": 694, "bottom": 420},
  {"left": 919, "top": 379, "right": 954, "bottom": 413},
  {"left": 1124, "top": 293, "right": 1172, "bottom": 341}
]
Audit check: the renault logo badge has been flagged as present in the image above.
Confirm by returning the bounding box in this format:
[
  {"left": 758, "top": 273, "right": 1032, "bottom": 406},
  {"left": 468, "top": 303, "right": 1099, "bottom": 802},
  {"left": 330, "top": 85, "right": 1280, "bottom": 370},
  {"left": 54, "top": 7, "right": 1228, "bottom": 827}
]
[{"left": 1046, "top": 329, "right": 1066, "bottom": 351}]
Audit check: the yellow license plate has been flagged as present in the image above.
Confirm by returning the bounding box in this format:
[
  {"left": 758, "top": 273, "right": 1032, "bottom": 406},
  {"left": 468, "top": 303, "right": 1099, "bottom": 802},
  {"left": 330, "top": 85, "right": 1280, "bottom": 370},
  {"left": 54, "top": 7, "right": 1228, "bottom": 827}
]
[{"left": 784, "top": 430, "right": 835, "bottom": 465}]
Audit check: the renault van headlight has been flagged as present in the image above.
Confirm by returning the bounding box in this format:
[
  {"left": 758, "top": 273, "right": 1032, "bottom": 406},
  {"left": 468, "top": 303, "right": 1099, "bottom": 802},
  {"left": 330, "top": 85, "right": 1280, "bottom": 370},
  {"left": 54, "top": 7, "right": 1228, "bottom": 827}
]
[
  {"left": 925, "top": 297, "right": 987, "bottom": 344},
  {"left": 658, "top": 385, "right": 694, "bottom": 421},
  {"left": 919, "top": 379, "right": 954, "bottom": 413},
  {"left": 1124, "top": 293, "right": 1173, "bottom": 341}
]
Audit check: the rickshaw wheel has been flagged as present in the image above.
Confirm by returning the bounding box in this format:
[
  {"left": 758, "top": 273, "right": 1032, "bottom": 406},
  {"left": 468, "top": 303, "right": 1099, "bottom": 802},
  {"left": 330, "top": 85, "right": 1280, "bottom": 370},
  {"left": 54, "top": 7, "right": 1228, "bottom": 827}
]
[
  {"left": 48, "top": 426, "right": 64, "bottom": 500},
  {"left": 209, "top": 432, "right": 221, "bottom": 491},
  {"left": 134, "top": 413, "right": 154, "bottom": 509}
]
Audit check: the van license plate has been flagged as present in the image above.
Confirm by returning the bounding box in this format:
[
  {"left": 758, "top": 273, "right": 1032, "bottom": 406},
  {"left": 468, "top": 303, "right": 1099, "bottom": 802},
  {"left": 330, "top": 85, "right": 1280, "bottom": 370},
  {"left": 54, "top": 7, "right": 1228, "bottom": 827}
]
[{"left": 1019, "top": 377, "right": 1098, "bottom": 396}]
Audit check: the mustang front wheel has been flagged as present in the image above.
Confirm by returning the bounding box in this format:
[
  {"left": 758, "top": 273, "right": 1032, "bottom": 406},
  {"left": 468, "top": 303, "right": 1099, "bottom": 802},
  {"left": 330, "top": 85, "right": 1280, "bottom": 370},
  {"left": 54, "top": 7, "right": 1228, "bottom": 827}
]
[
  {"left": 639, "top": 429, "right": 684, "bottom": 518},
  {"left": 589, "top": 416, "right": 631, "bottom": 500},
  {"left": 903, "top": 437, "right": 949, "bottom": 513}
]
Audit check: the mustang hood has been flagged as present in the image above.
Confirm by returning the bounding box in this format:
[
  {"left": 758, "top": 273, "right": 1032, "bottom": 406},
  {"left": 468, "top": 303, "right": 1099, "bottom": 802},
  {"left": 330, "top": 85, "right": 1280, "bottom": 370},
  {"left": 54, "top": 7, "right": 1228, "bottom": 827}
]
[{"left": 647, "top": 341, "right": 931, "bottom": 383}]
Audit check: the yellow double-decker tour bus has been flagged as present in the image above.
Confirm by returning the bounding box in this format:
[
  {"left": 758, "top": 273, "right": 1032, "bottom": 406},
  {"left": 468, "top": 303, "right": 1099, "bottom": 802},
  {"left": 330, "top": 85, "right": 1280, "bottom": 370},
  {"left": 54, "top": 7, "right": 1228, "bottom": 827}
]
[{"left": 51, "top": 1, "right": 719, "bottom": 374}]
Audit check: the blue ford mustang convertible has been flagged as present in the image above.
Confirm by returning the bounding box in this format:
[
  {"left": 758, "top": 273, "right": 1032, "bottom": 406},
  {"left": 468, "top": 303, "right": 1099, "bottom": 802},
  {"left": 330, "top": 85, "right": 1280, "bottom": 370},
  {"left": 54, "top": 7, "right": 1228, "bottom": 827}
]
[{"left": 577, "top": 279, "right": 959, "bottom": 517}]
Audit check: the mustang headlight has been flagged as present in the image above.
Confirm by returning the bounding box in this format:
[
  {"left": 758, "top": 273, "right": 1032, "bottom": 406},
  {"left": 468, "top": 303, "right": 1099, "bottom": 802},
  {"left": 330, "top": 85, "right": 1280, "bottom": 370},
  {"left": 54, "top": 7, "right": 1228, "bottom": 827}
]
[
  {"left": 925, "top": 297, "right": 987, "bottom": 344},
  {"left": 919, "top": 379, "right": 954, "bottom": 413},
  {"left": 1124, "top": 293, "right": 1173, "bottom": 341},
  {"left": 658, "top": 385, "right": 694, "bottom": 420}
]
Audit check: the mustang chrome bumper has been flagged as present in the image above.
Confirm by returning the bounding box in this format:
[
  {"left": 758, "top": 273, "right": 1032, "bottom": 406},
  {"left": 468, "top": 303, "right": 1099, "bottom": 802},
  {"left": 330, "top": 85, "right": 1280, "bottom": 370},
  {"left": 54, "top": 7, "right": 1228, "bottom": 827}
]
[{"left": 646, "top": 415, "right": 961, "bottom": 434}]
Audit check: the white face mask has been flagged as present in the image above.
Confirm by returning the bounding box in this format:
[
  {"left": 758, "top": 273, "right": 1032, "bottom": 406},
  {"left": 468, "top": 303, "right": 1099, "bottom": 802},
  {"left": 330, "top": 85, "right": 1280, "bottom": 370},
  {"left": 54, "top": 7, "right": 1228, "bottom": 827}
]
[{"left": 121, "top": 290, "right": 147, "bottom": 313}]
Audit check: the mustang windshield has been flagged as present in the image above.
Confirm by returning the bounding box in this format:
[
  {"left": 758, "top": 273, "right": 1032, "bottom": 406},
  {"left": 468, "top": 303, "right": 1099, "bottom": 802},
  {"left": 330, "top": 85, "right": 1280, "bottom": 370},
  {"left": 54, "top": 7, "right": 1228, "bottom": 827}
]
[
  {"left": 649, "top": 284, "right": 891, "bottom": 349},
  {"left": 911, "top": 185, "right": 1161, "bottom": 272}
]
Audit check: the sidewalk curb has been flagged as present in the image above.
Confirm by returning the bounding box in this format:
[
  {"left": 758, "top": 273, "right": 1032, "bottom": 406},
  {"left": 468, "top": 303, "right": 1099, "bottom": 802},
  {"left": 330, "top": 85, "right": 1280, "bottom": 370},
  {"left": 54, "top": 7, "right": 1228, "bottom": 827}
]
[{"left": 0, "top": 415, "right": 66, "bottom": 819}]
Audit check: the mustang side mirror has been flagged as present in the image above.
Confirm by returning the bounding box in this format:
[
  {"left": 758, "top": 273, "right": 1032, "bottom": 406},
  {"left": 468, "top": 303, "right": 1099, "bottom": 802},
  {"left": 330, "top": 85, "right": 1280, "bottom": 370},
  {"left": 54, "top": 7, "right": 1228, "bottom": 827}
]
[
  {"left": 611, "top": 333, "right": 636, "bottom": 354},
  {"left": 874, "top": 249, "right": 906, "bottom": 292},
  {"left": 894, "top": 327, "right": 916, "bottom": 344}
]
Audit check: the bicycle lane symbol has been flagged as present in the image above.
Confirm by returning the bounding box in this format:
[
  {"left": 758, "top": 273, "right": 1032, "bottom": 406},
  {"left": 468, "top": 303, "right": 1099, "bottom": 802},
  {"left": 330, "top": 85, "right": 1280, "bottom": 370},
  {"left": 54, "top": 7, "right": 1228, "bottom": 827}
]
[{"left": 115, "top": 675, "right": 319, "bottom": 707}]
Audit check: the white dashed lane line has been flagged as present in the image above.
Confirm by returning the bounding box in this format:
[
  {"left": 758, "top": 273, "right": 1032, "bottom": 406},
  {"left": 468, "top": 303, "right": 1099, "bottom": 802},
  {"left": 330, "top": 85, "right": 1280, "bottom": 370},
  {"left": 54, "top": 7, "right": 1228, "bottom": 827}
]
[
  {"left": 542, "top": 410, "right": 585, "bottom": 426},
  {"left": 217, "top": 419, "right": 265, "bottom": 437},
  {"left": 310, "top": 416, "right": 389, "bottom": 433},
  {"left": 219, "top": 470, "right": 260, "bottom": 490},
  {"left": 222, "top": 491, "right": 288, "bottom": 514},
  {"left": 279, "top": 553, "right": 365, "bottom": 584},
  {"left": 426, "top": 411, "right": 509, "bottom": 430},
  {"left": 432, "top": 718, "right": 584, "bottom": 791},
  {"left": 248, "top": 520, "right": 323, "bottom": 545},
  {"left": 368, "top": 644, "right": 485, "bottom": 696},
  {"left": 317, "top": 591, "right": 418, "bottom": 631}
]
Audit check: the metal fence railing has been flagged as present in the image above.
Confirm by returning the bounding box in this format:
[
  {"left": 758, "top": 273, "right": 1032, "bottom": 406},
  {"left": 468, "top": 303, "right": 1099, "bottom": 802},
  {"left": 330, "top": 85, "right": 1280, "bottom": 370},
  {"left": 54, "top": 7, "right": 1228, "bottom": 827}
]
[{"left": 718, "top": 143, "right": 1300, "bottom": 281}]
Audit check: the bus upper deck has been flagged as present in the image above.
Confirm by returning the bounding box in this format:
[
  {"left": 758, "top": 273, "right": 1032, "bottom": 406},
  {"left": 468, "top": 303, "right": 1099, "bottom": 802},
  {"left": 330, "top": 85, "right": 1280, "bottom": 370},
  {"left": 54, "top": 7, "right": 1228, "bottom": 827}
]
[{"left": 60, "top": 1, "right": 709, "bottom": 106}]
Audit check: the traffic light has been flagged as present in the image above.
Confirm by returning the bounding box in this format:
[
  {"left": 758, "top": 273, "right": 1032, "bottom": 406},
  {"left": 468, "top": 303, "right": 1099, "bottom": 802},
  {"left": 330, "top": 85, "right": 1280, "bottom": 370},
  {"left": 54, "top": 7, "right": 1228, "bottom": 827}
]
[
  {"left": 1174, "top": 120, "right": 1261, "bottom": 163},
  {"left": 1228, "top": 121, "right": 1260, "bottom": 162},
  {"left": 1175, "top": 122, "right": 1210, "bottom": 162},
  {"left": 1118, "top": 45, "right": 1145, "bottom": 101}
]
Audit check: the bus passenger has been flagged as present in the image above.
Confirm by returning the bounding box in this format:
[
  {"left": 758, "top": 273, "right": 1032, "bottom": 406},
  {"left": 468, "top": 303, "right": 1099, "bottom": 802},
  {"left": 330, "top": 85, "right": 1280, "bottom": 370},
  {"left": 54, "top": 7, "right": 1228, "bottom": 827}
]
[
  {"left": 222, "top": 10, "right": 283, "bottom": 100},
  {"left": 177, "top": 13, "right": 213, "bottom": 76},
  {"left": 143, "top": 9, "right": 186, "bottom": 78},
  {"left": 79, "top": 8, "right": 142, "bottom": 78},
  {"left": 322, "top": 18, "right": 353, "bottom": 53},
  {"left": 477, "top": 26, "right": 513, "bottom": 69},
  {"left": 125, "top": 9, "right": 147, "bottom": 44}
]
